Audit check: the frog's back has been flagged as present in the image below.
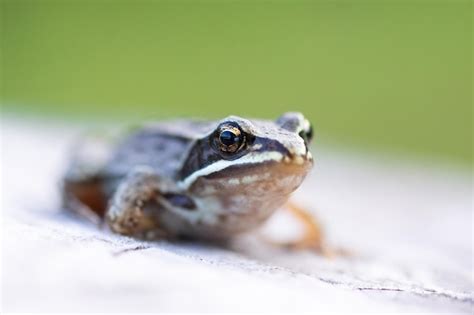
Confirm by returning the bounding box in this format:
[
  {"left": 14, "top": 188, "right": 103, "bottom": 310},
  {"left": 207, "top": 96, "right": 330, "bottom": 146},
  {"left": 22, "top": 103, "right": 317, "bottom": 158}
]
[
  {"left": 63, "top": 119, "right": 213, "bottom": 218},
  {"left": 103, "top": 119, "right": 213, "bottom": 180}
]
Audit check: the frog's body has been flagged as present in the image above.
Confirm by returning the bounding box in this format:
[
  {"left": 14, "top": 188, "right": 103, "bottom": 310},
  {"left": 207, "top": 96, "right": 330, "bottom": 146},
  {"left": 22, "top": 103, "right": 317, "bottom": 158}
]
[{"left": 63, "top": 112, "right": 314, "bottom": 242}]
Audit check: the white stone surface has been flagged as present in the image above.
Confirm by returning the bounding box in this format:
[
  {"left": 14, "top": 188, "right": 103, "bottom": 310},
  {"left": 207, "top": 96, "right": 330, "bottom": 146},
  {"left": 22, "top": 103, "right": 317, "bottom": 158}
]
[{"left": 1, "top": 119, "right": 472, "bottom": 313}]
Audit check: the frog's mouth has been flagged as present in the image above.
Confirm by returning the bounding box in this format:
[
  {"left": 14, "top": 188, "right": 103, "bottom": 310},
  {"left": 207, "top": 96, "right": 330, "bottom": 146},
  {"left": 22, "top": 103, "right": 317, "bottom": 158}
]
[{"left": 184, "top": 150, "right": 313, "bottom": 194}]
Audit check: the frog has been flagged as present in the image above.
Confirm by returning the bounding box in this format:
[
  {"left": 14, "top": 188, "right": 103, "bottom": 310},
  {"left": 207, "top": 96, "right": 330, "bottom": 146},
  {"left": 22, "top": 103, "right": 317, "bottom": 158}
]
[{"left": 62, "top": 112, "right": 328, "bottom": 252}]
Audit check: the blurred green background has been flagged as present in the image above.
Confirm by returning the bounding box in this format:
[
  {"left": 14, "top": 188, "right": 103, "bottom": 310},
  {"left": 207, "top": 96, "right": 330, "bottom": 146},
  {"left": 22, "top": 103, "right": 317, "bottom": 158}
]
[{"left": 1, "top": 0, "right": 472, "bottom": 165}]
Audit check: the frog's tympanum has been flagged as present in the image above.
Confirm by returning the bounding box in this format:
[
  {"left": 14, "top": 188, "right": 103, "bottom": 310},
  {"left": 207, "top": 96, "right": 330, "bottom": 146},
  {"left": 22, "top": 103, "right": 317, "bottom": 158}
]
[{"left": 63, "top": 112, "right": 323, "bottom": 248}]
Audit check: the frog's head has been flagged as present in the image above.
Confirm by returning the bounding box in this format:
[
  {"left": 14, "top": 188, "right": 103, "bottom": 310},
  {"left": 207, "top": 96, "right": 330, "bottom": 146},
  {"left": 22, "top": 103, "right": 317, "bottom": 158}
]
[{"left": 178, "top": 112, "right": 313, "bottom": 228}]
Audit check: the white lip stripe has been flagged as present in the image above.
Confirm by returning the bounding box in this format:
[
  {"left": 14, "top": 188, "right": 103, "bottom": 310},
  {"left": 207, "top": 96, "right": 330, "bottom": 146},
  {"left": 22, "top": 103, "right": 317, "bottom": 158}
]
[{"left": 178, "top": 151, "right": 284, "bottom": 189}]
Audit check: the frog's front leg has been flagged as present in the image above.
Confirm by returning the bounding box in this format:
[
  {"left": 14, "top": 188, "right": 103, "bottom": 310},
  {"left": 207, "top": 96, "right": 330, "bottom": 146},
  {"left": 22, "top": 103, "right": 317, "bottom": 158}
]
[{"left": 106, "top": 166, "right": 170, "bottom": 239}]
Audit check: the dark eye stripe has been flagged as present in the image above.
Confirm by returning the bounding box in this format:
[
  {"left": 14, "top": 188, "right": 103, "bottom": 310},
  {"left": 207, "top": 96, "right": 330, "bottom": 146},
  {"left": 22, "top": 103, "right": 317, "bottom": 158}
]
[
  {"left": 178, "top": 135, "right": 292, "bottom": 182},
  {"left": 253, "top": 137, "right": 291, "bottom": 156}
]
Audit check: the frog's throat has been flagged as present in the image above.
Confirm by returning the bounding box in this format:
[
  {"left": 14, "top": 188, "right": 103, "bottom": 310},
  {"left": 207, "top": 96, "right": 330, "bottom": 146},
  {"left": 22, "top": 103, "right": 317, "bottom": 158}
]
[{"left": 178, "top": 151, "right": 287, "bottom": 190}]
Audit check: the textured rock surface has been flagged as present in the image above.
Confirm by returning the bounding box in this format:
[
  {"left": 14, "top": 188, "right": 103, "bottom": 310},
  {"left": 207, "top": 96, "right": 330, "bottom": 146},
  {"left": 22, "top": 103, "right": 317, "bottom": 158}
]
[{"left": 1, "top": 119, "right": 472, "bottom": 313}]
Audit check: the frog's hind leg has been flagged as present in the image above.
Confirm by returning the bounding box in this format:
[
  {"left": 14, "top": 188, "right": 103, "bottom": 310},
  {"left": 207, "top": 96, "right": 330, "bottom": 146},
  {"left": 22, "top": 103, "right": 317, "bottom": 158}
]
[
  {"left": 270, "top": 202, "right": 349, "bottom": 257},
  {"left": 63, "top": 175, "right": 108, "bottom": 224},
  {"left": 283, "top": 202, "right": 328, "bottom": 253},
  {"left": 62, "top": 134, "right": 113, "bottom": 224}
]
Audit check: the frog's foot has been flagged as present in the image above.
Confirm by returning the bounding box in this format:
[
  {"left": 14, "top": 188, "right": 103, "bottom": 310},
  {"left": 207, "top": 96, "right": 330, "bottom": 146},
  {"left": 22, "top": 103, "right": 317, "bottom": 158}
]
[
  {"left": 270, "top": 202, "right": 350, "bottom": 258},
  {"left": 106, "top": 166, "right": 168, "bottom": 238}
]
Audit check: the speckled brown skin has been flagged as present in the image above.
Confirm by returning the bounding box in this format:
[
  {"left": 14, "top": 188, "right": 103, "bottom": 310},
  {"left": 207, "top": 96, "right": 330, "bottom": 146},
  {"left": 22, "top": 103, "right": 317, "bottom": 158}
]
[{"left": 63, "top": 112, "right": 315, "bottom": 243}]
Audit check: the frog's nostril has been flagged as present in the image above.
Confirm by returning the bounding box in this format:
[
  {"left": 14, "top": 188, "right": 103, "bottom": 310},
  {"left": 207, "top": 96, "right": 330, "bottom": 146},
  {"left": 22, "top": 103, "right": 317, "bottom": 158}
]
[{"left": 282, "top": 151, "right": 311, "bottom": 166}]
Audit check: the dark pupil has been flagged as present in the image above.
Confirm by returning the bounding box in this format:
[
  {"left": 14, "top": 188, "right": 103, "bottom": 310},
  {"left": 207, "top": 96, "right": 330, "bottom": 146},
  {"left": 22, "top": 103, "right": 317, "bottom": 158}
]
[{"left": 220, "top": 130, "right": 238, "bottom": 146}]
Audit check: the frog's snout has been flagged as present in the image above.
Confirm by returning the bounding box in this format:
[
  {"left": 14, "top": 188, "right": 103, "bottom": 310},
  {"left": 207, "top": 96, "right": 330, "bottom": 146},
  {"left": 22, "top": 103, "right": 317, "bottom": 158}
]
[
  {"left": 280, "top": 138, "right": 313, "bottom": 168},
  {"left": 283, "top": 151, "right": 313, "bottom": 167}
]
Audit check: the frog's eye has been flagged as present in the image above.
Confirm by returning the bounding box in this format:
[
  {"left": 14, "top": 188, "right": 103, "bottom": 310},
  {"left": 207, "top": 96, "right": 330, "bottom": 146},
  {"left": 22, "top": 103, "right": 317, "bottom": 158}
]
[
  {"left": 299, "top": 123, "right": 313, "bottom": 144},
  {"left": 216, "top": 124, "right": 245, "bottom": 153}
]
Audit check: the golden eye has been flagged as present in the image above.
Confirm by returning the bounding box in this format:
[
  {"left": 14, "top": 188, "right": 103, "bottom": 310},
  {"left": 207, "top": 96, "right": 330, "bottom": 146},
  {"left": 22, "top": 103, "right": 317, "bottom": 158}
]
[{"left": 217, "top": 125, "right": 244, "bottom": 153}]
